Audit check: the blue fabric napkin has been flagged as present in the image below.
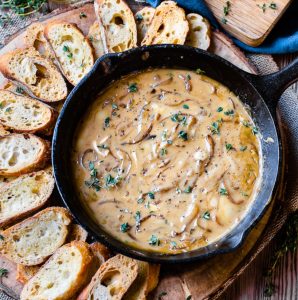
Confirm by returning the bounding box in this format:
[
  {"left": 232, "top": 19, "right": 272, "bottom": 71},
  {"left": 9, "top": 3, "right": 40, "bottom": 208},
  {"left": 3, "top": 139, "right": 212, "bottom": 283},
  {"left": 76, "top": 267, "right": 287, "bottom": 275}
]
[{"left": 146, "top": 0, "right": 298, "bottom": 54}]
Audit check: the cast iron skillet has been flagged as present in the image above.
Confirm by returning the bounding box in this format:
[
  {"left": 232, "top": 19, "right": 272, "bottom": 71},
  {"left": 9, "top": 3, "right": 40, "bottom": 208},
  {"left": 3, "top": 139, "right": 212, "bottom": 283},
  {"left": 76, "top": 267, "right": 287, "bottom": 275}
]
[{"left": 52, "top": 45, "right": 298, "bottom": 263}]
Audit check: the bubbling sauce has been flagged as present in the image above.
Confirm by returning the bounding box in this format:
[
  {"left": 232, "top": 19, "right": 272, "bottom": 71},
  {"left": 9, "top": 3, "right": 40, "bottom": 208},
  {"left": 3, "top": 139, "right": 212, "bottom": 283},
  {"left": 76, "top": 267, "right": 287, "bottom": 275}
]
[{"left": 72, "top": 69, "right": 261, "bottom": 254}]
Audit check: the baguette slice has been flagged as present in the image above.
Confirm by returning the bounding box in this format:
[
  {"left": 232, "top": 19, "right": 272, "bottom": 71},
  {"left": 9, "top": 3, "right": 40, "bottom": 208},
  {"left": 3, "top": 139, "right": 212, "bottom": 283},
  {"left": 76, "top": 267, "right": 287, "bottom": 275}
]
[
  {"left": 0, "top": 133, "right": 50, "bottom": 176},
  {"left": 24, "top": 22, "right": 56, "bottom": 62},
  {"left": 141, "top": 1, "right": 189, "bottom": 46},
  {"left": 123, "top": 262, "right": 160, "bottom": 300},
  {"left": 94, "top": 0, "right": 137, "bottom": 52},
  {"left": 186, "top": 13, "right": 211, "bottom": 50},
  {"left": 0, "top": 207, "right": 72, "bottom": 265},
  {"left": 135, "top": 7, "right": 155, "bottom": 44},
  {"left": 16, "top": 264, "right": 40, "bottom": 284},
  {"left": 88, "top": 21, "right": 108, "bottom": 59},
  {"left": 0, "top": 168, "right": 54, "bottom": 227},
  {"left": 78, "top": 254, "right": 138, "bottom": 300},
  {"left": 44, "top": 21, "right": 94, "bottom": 86},
  {"left": 20, "top": 241, "right": 93, "bottom": 300},
  {"left": 90, "top": 242, "right": 111, "bottom": 265},
  {"left": 67, "top": 224, "right": 88, "bottom": 242},
  {"left": 0, "top": 90, "right": 57, "bottom": 134},
  {"left": 0, "top": 47, "right": 67, "bottom": 102},
  {"left": 0, "top": 124, "right": 9, "bottom": 136}
]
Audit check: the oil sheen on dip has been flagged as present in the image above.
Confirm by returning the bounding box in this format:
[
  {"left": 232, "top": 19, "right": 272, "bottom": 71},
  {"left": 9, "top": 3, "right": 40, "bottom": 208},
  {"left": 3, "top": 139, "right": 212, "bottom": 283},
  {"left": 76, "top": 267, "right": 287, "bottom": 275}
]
[{"left": 72, "top": 69, "right": 261, "bottom": 254}]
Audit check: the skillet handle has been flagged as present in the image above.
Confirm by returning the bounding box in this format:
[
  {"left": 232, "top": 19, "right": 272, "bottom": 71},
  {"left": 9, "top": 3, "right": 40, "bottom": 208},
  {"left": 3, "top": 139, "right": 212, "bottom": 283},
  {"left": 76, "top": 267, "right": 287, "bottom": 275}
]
[{"left": 247, "top": 57, "right": 298, "bottom": 111}]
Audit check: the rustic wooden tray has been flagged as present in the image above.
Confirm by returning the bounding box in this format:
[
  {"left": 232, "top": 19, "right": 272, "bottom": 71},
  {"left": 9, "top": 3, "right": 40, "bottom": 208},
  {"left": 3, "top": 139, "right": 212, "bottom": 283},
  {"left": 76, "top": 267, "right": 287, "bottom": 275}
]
[{"left": 0, "top": 1, "right": 290, "bottom": 299}]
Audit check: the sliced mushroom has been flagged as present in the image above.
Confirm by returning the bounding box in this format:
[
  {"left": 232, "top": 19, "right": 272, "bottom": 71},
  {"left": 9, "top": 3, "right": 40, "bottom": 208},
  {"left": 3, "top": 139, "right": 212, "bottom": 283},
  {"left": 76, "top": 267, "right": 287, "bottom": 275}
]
[
  {"left": 79, "top": 149, "right": 98, "bottom": 169},
  {"left": 178, "top": 74, "right": 192, "bottom": 92}
]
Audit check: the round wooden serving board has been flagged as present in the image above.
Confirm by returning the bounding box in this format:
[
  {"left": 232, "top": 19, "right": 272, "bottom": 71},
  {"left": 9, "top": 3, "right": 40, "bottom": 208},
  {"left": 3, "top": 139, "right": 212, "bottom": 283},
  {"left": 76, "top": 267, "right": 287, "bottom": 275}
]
[{"left": 0, "top": 1, "right": 287, "bottom": 299}]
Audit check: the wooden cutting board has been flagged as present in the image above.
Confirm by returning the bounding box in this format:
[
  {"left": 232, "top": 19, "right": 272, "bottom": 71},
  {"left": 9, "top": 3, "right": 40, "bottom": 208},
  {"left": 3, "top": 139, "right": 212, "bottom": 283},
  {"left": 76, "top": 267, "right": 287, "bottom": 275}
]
[
  {"left": 205, "top": 0, "right": 293, "bottom": 46},
  {"left": 0, "top": 1, "right": 286, "bottom": 299}
]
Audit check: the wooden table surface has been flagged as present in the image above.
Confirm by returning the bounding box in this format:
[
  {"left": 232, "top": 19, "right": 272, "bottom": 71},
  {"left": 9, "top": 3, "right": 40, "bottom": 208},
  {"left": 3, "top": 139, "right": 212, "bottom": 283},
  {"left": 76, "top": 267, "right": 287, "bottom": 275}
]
[{"left": 221, "top": 54, "right": 298, "bottom": 300}]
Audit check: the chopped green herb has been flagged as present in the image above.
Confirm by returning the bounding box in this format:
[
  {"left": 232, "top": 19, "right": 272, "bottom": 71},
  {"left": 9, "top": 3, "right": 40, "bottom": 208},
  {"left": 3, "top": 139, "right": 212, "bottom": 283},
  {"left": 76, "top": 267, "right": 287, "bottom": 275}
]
[
  {"left": 196, "top": 68, "right": 205, "bottom": 75},
  {"left": 0, "top": 268, "right": 8, "bottom": 278},
  {"left": 170, "top": 241, "right": 177, "bottom": 249},
  {"left": 219, "top": 188, "right": 228, "bottom": 196},
  {"left": 105, "top": 174, "right": 121, "bottom": 188},
  {"left": 97, "top": 144, "right": 109, "bottom": 149},
  {"left": 158, "top": 291, "right": 167, "bottom": 299},
  {"left": 128, "top": 83, "right": 138, "bottom": 93},
  {"left": 184, "top": 186, "right": 192, "bottom": 193},
  {"left": 0, "top": 234, "right": 3, "bottom": 240},
  {"left": 221, "top": 17, "right": 228, "bottom": 24},
  {"left": 202, "top": 211, "right": 211, "bottom": 220},
  {"left": 137, "top": 198, "right": 144, "bottom": 204},
  {"left": 186, "top": 296, "right": 192, "bottom": 300},
  {"left": 63, "top": 45, "right": 70, "bottom": 52},
  {"left": 186, "top": 74, "right": 191, "bottom": 80},
  {"left": 223, "top": 1, "right": 231, "bottom": 16},
  {"left": 135, "top": 13, "right": 143, "bottom": 22},
  {"left": 135, "top": 211, "right": 141, "bottom": 229},
  {"left": 241, "top": 191, "right": 249, "bottom": 197},
  {"left": 148, "top": 192, "right": 155, "bottom": 199},
  {"left": 167, "top": 140, "right": 173, "bottom": 145},
  {"left": 176, "top": 187, "right": 182, "bottom": 194},
  {"left": 240, "top": 145, "right": 247, "bottom": 151},
  {"left": 178, "top": 130, "right": 188, "bottom": 141},
  {"left": 112, "top": 103, "right": 118, "bottom": 110},
  {"left": 160, "top": 148, "right": 167, "bottom": 156},
  {"left": 84, "top": 163, "right": 101, "bottom": 191},
  {"left": 0, "top": 102, "right": 3, "bottom": 109},
  {"left": 183, "top": 104, "right": 189, "bottom": 109},
  {"left": 149, "top": 235, "right": 160, "bottom": 246},
  {"left": 171, "top": 112, "right": 187, "bottom": 126},
  {"left": 217, "top": 107, "right": 223, "bottom": 112},
  {"left": 225, "top": 143, "right": 233, "bottom": 151},
  {"left": 252, "top": 126, "right": 259, "bottom": 135},
  {"left": 5, "top": 107, "right": 11, "bottom": 112},
  {"left": 269, "top": 2, "right": 277, "bottom": 10},
  {"left": 258, "top": 3, "right": 267, "bottom": 12},
  {"left": 104, "top": 117, "right": 110, "bottom": 128},
  {"left": 16, "top": 86, "right": 24, "bottom": 94},
  {"left": 242, "top": 120, "right": 250, "bottom": 127},
  {"left": 224, "top": 109, "right": 234, "bottom": 116},
  {"left": 0, "top": 14, "right": 12, "bottom": 28},
  {"left": 89, "top": 36, "right": 94, "bottom": 42},
  {"left": 211, "top": 121, "right": 220, "bottom": 135},
  {"left": 120, "top": 222, "right": 130, "bottom": 233},
  {"left": 79, "top": 12, "right": 87, "bottom": 18},
  {"left": 67, "top": 53, "right": 73, "bottom": 59}
]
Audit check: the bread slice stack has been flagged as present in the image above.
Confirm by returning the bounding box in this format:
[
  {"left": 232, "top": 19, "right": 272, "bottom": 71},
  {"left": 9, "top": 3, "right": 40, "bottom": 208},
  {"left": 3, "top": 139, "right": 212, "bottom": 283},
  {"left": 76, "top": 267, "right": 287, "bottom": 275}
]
[
  {"left": 20, "top": 241, "right": 93, "bottom": 300},
  {"left": 44, "top": 21, "right": 94, "bottom": 86},
  {"left": 0, "top": 47, "right": 67, "bottom": 102},
  {"left": 0, "top": 90, "right": 57, "bottom": 135},
  {"left": 0, "top": 168, "right": 54, "bottom": 227},
  {"left": 0, "top": 207, "right": 72, "bottom": 265},
  {"left": 94, "top": 0, "right": 137, "bottom": 52},
  {"left": 141, "top": 1, "right": 189, "bottom": 45},
  {"left": 0, "top": 133, "right": 50, "bottom": 176}
]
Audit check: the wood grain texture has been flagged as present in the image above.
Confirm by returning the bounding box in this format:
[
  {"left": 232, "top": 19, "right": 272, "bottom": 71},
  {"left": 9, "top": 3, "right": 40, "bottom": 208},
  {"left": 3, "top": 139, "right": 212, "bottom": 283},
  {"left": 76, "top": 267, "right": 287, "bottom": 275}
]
[{"left": 205, "top": 0, "right": 293, "bottom": 46}]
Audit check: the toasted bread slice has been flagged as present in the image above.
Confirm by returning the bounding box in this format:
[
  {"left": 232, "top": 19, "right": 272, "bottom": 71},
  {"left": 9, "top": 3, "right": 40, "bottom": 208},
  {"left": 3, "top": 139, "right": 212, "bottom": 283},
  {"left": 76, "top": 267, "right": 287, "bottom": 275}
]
[
  {"left": 16, "top": 264, "right": 40, "bottom": 284},
  {"left": 186, "top": 13, "right": 211, "bottom": 50},
  {"left": 0, "top": 47, "right": 67, "bottom": 102},
  {"left": 0, "top": 168, "right": 54, "bottom": 227},
  {"left": 123, "top": 261, "right": 160, "bottom": 300},
  {"left": 0, "top": 133, "right": 50, "bottom": 177},
  {"left": 20, "top": 241, "right": 93, "bottom": 300},
  {"left": 94, "top": 0, "right": 137, "bottom": 52},
  {"left": 24, "top": 22, "right": 56, "bottom": 62},
  {"left": 88, "top": 21, "right": 108, "bottom": 59},
  {"left": 67, "top": 224, "right": 88, "bottom": 242},
  {"left": 0, "top": 90, "right": 57, "bottom": 134},
  {"left": 135, "top": 7, "right": 155, "bottom": 44},
  {"left": 0, "top": 207, "right": 72, "bottom": 265},
  {"left": 90, "top": 242, "right": 111, "bottom": 265},
  {"left": 0, "top": 124, "right": 9, "bottom": 136},
  {"left": 141, "top": 1, "right": 189, "bottom": 46},
  {"left": 44, "top": 21, "right": 94, "bottom": 86},
  {"left": 78, "top": 254, "right": 138, "bottom": 300}
]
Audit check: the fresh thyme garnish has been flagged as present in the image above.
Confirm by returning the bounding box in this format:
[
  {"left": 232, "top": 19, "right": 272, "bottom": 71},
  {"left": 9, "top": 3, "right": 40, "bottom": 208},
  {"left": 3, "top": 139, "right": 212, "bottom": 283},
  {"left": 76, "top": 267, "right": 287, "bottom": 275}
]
[
  {"left": 240, "top": 145, "right": 247, "bottom": 151},
  {"left": 160, "top": 148, "right": 167, "bottom": 156},
  {"left": 158, "top": 291, "right": 168, "bottom": 299},
  {"left": 221, "top": 17, "right": 227, "bottom": 24},
  {"left": 104, "top": 174, "right": 121, "bottom": 189},
  {"left": 219, "top": 188, "right": 228, "bottom": 195},
  {"left": 171, "top": 111, "right": 187, "bottom": 126},
  {"left": 167, "top": 140, "right": 173, "bottom": 145},
  {"left": 211, "top": 121, "right": 220, "bottom": 135},
  {"left": 0, "top": 0, "right": 46, "bottom": 16},
  {"left": 0, "top": 268, "right": 8, "bottom": 278},
  {"left": 84, "top": 162, "right": 101, "bottom": 191},
  {"left": 104, "top": 117, "right": 110, "bottom": 128},
  {"left": 97, "top": 144, "right": 109, "bottom": 149},
  {"left": 148, "top": 192, "right": 155, "bottom": 199},
  {"left": 79, "top": 12, "right": 87, "bottom": 19},
  {"left": 137, "top": 197, "right": 144, "bottom": 204},
  {"left": 89, "top": 36, "right": 93, "bottom": 42},
  {"left": 0, "top": 234, "right": 3, "bottom": 240},
  {"left": 252, "top": 126, "right": 259, "bottom": 135},
  {"left": 149, "top": 234, "right": 160, "bottom": 246},
  {"left": 0, "top": 102, "right": 3, "bottom": 109},
  {"left": 183, "top": 104, "right": 189, "bottom": 109},
  {"left": 224, "top": 109, "right": 234, "bottom": 116},
  {"left": 184, "top": 186, "right": 192, "bottom": 193},
  {"left": 225, "top": 143, "right": 233, "bottom": 151},
  {"left": 120, "top": 222, "right": 130, "bottom": 233},
  {"left": 186, "top": 296, "right": 192, "bottom": 300},
  {"left": 178, "top": 130, "right": 188, "bottom": 141},
  {"left": 135, "top": 13, "right": 143, "bottom": 22},
  {"left": 242, "top": 120, "right": 250, "bottom": 127},
  {"left": 223, "top": 1, "right": 231, "bottom": 16},
  {"left": 63, "top": 45, "right": 73, "bottom": 59},
  {"left": 112, "top": 103, "right": 118, "bottom": 110},
  {"left": 135, "top": 211, "right": 141, "bottom": 230},
  {"left": 217, "top": 107, "right": 223, "bottom": 112},
  {"left": 16, "top": 86, "right": 24, "bottom": 94},
  {"left": 269, "top": 2, "right": 277, "bottom": 9},
  {"left": 202, "top": 211, "right": 211, "bottom": 220},
  {"left": 196, "top": 68, "right": 205, "bottom": 75},
  {"left": 170, "top": 241, "right": 177, "bottom": 249},
  {"left": 258, "top": 3, "right": 267, "bottom": 12},
  {"left": 128, "top": 83, "right": 138, "bottom": 93}
]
